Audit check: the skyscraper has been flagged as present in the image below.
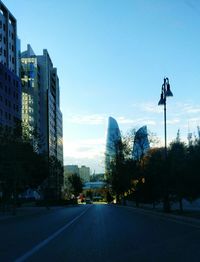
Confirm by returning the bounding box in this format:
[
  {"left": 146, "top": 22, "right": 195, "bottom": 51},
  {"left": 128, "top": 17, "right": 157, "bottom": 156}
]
[
  {"left": 21, "top": 45, "right": 63, "bottom": 163},
  {"left": 21, "top": 45, "right": 40, "bottom": 146},
  {"left": 105, "top": 116, "right": 122, "bottom": 176},
  {"left": 37, "top": 49, "right": 63, "bottom": 163},
  {"left": 0, "top": 1, "right": 21, "bottom": 129},
  {"left": 132, "top": 125, "right": 150, "bottom": 160}
]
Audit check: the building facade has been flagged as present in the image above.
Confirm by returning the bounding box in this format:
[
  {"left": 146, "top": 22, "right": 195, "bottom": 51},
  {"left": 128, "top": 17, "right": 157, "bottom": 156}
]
[
  {"left": 37, "top": 49, "right": 63, "bottom": 163},
  {"left": 21, "top": 45, "right": 40, "bottom": 145},
  {"left": 21, "top": 45, "right": 63, "bottom": 163},
  {"left": 105, "top": 116, "right": 122, "bottom": 177},
  {"left": 64, "top": 165, "right": 80, "bottom": 176},
  {"left": 0, "top": 1, "right": 21, "bottom": 129},
  {"left": 132, "top": 125, "right": 150, "bottom": 160},
  {"left": 79, "top": 165, "right": 90, "bottom": 183}
]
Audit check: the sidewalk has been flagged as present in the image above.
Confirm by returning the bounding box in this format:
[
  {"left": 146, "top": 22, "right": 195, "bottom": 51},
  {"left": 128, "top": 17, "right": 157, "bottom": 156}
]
[
  {"left": 125, "top": 200, "right": 200, "bottom": 224},
  {"left": 0, "top": 205, "right": 64, "bottom": 221}
]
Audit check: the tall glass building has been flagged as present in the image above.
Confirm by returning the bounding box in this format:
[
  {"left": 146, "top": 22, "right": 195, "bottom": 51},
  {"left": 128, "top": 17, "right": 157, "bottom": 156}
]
[
  {"left": 132, "top": 125, "right": 150, "bottom": 160},
  {"left": 21, "top": 45, "right": 63, "bottom": 163},
  {"left": 105, "top": 116, "right": 122, "bottom": 176}
]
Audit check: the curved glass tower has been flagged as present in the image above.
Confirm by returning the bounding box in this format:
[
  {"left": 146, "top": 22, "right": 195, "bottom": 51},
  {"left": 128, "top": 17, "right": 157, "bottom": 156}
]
[
  {"left": 105, "top": 117, "right": 122, "bottom": 175},
  {"left": 132, "top": 125, "right": 150, "bottom": 160}
]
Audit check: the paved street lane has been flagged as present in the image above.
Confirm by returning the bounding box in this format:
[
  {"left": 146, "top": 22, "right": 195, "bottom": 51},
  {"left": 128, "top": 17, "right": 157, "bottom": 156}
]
[
  {"left": 1, "top": 204, "right": 200, "bottom": 262},
  {"left": 15, "top": 204, "right": 200, "bottom": 262},
  {"left": 0, "top": 205, "right": 90, "bottom": 262}
]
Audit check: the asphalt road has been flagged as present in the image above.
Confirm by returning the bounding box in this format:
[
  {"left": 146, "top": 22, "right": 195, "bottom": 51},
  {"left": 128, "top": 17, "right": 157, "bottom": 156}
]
[{"left": 1, "top": 204, "right": 200, "bottom": 262}]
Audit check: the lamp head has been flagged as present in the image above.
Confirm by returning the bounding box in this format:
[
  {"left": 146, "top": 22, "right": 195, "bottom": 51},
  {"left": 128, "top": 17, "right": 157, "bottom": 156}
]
[
  {"left": 158, "top": 93, "right": 165, "bottom": 105},
  {"left": 165, "top": 83, "right": 173, "bottom": 97}
]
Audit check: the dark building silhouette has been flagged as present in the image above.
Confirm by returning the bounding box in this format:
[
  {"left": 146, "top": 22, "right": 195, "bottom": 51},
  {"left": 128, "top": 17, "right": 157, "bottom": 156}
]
[{"left": 0, "top": 1, "right": 21, "bottom": 128}]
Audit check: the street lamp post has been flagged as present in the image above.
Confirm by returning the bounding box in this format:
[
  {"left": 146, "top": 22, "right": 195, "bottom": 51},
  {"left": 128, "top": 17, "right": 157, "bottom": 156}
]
[{"left": 158, "top": 77, "right": 173, "bottom": 212}]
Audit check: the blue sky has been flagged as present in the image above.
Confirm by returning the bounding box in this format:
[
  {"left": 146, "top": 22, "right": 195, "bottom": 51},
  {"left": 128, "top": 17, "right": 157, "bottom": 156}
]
[{"left": 4, "top": 0, "right": 200, "bottom": 173}]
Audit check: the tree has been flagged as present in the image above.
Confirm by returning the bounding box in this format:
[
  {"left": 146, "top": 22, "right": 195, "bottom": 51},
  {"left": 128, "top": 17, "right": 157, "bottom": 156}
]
[
  {"left": 139, "top": 147, "right": 166, "bottom": 207},
  {"left": 46, "top": 156, "right": 64, "bottom": 200},
  {"left": 0, "top": 122, "right": 50, "bottom": 211},
  {"left": 186, "top": 138, "right": 200, "bottom": 201},
  {"left": 68, "top": 174, "right": 83, "bottom": 197},
  {"left": 168, "top": 140, "right": 187, "bottom": 212}
]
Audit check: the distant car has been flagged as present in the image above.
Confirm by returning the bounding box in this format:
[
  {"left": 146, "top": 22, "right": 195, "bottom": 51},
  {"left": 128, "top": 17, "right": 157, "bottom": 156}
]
[{"left": 85, "top": 198, "right": 92, "bottom": 204}]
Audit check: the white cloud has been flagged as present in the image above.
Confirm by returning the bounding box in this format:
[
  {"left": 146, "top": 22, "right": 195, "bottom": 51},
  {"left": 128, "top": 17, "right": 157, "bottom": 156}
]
[
  {"left": 117, "top": 116, "right": 156, "bottom": 126},
  {"left": 166, "top": 118, "right": 181, "bottom": 125},
  {"left": 63, "top": 138, "right": 106, "bottom": 173},
  {"left": 64, "top": 138, "right": 105, "bottom": 159},
  {"left": 67, "top": 114, "right": 105, "bottom": 125},
  {"left": 173, "top": 102, "right": 200, "bottom": 116},
  {"left": 132, "top": 102, "right": 162, "bottom": 114}
]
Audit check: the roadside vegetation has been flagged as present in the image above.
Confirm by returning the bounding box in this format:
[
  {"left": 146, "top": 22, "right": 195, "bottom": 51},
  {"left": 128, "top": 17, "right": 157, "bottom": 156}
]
[{"left": 106, "top": 127, "right": 200, "bottom": 213}]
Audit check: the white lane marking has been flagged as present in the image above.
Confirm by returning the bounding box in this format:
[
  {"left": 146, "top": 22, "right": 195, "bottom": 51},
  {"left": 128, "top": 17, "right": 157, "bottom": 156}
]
[{"left": 15, "top": 206, "right": 92, "bottom": 262}]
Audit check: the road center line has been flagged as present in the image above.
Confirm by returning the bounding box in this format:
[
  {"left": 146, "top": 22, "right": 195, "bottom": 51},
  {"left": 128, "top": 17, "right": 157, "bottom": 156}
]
[{"left": 15, "top": 206, "right": 92, "bottom": 262}]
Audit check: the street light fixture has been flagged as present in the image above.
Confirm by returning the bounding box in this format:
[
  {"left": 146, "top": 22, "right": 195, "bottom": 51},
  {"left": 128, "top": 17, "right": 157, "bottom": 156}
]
[
  {"left": 158, "top": 77, "right": 173, "bottom": 212},
  {"left": 158, "top": 77, "right": 173, "bottom": 158}
]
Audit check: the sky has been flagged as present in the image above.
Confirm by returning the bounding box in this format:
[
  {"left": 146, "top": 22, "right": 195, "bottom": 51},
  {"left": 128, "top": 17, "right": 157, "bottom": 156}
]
[{"left": 3, "top": 0, "right": 200, "bottom": 173}]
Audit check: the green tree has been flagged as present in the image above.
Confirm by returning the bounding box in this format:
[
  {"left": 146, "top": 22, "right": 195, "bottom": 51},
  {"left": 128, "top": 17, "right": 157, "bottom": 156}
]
[{"left": 68, "top": 174, "right": 83, "bottom": 197}]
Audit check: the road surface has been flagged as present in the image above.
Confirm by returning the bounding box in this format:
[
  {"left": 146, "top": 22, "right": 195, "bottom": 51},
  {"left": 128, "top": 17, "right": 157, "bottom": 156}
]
[{"left": 1, "top": 204, "right": 200, "bottom": 261}]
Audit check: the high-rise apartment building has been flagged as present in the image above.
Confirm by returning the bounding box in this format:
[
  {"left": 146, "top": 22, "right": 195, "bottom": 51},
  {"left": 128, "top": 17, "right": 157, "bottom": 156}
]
[
  {"left": 21, "top": 45, "right": 63, "bottom": 163},
  {"left": 0, "top": 1, "right": 21, "bottom": 128},
  {"left": 21, "top": 45, "right": 40, "bottom": 143},
  {"left": 105, "top": 116, "right": 122, "bottom": 177},
  {"left": 132, "top": 125, "right": 150, "bottom": 160}
]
